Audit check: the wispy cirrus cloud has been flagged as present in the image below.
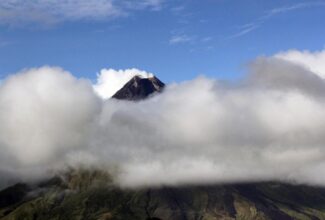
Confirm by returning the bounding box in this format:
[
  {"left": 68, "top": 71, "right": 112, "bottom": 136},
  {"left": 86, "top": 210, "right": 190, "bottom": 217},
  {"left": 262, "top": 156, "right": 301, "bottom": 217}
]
[
  {"left": 265, "top": 2, "right": 324, "bottom": 17},
  {"left": 0, "top": 0, "right": 165, "bottom": 27},
  {"left": 230, "top": 1, "right": 325, "bottom": 39},
  {"left": 169, "top": 34, "right": 193, "bottom": 45},
  {"left": 122, "top": 0, "right": 164, "bottom": 11},
  {"left": 170, "top": 5, "right": 185, "bottom": 13},
  {"left": 229, "top": 23, "right": 260, "bottom": 39}
]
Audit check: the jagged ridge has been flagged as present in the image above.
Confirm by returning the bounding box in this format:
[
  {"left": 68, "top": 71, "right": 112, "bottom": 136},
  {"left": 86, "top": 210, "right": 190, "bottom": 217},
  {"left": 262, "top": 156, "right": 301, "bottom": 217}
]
[{"left": 112, "top": 75, "right": 165, "bottom": 101}]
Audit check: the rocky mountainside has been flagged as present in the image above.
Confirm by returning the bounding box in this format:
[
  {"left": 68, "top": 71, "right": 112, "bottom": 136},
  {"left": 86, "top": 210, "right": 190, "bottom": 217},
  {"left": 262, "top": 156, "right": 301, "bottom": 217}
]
[
  {"left": 1, "top": 169, "right": 325, "bottom": 220},
  {"left": 112, "top": 75, "right": 165, "bottom": 101},
  {"left": 2, "top": 75, "right": 325, "bottom": 220}
]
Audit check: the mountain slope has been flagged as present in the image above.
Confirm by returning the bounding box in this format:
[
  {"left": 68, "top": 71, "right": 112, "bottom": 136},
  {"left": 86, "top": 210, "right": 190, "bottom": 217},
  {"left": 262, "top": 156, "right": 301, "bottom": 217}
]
[
  {"left": 1, "top": 169, "right": 325, "bottom": 220},
  {"left": 112, "top": 75, "right": 165, "bottom": 101}
]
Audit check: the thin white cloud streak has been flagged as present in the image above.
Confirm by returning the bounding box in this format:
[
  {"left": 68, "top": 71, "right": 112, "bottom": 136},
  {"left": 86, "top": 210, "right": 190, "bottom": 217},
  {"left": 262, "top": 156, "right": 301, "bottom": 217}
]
[
  {"left": 231, "top": 1, "right": 325, "bottom": 38},
  {"left": 266, "top": 2, "right": 325, "bottom": 17},
  {"left": 170, "top": 5, "right": 185, "bottom": 13},
  {"left": 2, "top": 49, "right": 325, "bottom": 188},
  {"left": 0, "top": 0, "right": 164, "bottom": 26},
  {"left": 229, "top": 23, "right": 260, "bottom": 39},
  {"left": 123, "top": 0, "right": 165, "bottom": 11},
  {"left": 169, "top": 34, "right": 192, "bottom": 44}
]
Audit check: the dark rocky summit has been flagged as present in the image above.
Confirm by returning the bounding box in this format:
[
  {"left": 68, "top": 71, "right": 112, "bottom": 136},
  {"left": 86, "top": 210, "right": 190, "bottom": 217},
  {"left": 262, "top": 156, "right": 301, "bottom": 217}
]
[{"left": 112, "top": 75, "right": 165, "bottom": 101}]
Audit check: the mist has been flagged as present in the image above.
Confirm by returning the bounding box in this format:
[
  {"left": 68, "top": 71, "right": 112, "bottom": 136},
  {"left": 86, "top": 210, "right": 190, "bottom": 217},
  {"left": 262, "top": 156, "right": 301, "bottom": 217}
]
[{"left": 1, "top": 50, "right": 325, "bottom": 188}]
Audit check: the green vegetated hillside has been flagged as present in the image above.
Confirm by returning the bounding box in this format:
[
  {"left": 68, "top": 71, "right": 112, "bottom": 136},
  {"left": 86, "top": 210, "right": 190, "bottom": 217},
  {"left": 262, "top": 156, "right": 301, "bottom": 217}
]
[{"left": 1, "top": 169, "right": 325, "bottom": 220}]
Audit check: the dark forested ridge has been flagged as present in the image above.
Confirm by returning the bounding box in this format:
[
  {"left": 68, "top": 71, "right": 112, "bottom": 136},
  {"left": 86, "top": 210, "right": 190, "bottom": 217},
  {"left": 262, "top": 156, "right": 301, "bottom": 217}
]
[{"left": 1, "top": 169, "right": 325, "bottom": 220}]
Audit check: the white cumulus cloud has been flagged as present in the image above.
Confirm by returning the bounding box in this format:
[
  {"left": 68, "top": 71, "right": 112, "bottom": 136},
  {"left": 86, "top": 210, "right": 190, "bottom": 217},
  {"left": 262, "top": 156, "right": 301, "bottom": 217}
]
[
  {"left": 2, "top": 49, "right": 325, "bottom": 188},
  {"left": 0, "top": 67, "right": 101, "bottom": 183},
  {"left": 275, "top": 49, "right": 325, "bottom": 78}
]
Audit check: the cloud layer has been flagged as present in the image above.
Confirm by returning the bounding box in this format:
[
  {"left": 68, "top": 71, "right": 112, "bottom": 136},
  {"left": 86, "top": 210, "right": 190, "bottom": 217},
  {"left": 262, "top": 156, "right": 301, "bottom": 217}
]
[
  {"left": 275, "top": 49, "right": 325, "bottom": 78},
  {"left": 2, "top": 49, "right": 325, "bottom": 188}
]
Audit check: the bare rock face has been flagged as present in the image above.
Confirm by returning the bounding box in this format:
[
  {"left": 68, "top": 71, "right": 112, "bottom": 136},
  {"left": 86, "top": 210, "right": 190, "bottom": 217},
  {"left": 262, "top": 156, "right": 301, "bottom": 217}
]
[{"left": 112, "top": 75, "right": 165, "bottom": 101}]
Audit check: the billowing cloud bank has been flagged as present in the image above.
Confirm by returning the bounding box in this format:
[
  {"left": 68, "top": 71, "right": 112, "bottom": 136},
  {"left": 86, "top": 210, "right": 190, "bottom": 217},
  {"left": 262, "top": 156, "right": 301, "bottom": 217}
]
[{"left": 1, "top": 49, "right": 325, "bottom": 188}]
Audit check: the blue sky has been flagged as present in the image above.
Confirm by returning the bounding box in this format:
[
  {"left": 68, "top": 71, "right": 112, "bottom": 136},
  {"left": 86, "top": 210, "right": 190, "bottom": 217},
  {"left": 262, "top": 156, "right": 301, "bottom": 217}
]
[{"left": 0, "top": 0, "right": 324, "bottom": 83}]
